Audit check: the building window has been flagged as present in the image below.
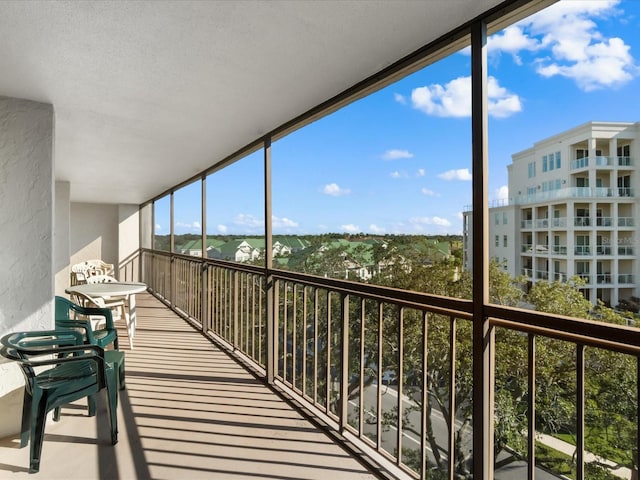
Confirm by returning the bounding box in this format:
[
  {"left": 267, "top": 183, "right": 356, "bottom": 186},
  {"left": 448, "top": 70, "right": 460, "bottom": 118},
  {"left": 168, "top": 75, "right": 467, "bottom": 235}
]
[
  {"left": 503, "top": 235, "right": 508, "bottom": 247},
  {"left": 503, "top": 212, "right": 507, "bottom": 224},
  {"left": 549, "top": 153, "right": 554, "bottom": 170},
  {"left": 555, "top": 151, "right": 561, "bottom": 169},
  {"left": 495, "top": 212, "right": 499, "bottom": 225},
  {"left": 542, "top": 155, "right": 548, "bottom": 172},
  {"left": 528, "top": 161, "right": 536, "bottom": 178},
  {"left": 495, "top": 235, "right": 499, "bottom": 247}
]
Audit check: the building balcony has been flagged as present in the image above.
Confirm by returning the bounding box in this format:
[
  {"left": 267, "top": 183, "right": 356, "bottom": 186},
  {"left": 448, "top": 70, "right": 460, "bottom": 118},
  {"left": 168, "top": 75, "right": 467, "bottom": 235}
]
[
  {"left": 618, "top": 217, "right": 635, "bottom": 227},
  {"left": 570, "top": 156, "right": 634, "bottom": 170},
  {"left": 513, "top": 187, "right": 634, "bottom": 205},
  {"left": 618, "top": 273, "right": 635, "bottom": 284},
  {"left": 596, "top": 245, "right": 613, "bottom": 255},
  {"left": 574, "top": 217, "right": 591, "bottom": 227},
  {"left": 551, "top": 245, "right": 567, "bottom": 255},
  {"left": 574, "top": 245, "right": 591, "bottom": 255},
  {"left": 618, "top": 246, "right": 635, "bottom": 255},
  {"left": 535, "top": 218, "right": 549, "bottom": 228}
]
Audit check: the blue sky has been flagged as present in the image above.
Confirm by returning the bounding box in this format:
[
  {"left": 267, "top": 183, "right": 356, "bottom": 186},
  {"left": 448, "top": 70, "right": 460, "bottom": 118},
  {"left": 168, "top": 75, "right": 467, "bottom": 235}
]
[{"left": 158, "top": 0, "right": 640, "bottom": 237}]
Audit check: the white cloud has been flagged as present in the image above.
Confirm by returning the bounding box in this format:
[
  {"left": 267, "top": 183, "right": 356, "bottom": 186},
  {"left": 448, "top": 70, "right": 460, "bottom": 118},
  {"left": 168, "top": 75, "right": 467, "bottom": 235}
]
[
  {"left": 489, "top": 0, "right": 636, "bottom": 91},
  {"left": 341, "top": 224, "right": 360, "bottom": 233},
  {"left": 155, "top": 223, "right": 161, "bottom": 231},
  {"left": 488, "top": 25, "right": 541, "bottom": 60},
  {"left": 234, "top": 213, "right": 262, "bottom": 227},
  {"left": 421, "top": 188, "right": 439, "bottom": 197},
  {"left": 411, "top": 76, "right": 521, "bottom": 118},
  {"left": 410, "top": 216, "right": 452, "bottom": 228},
  {"left": 390, "top": 170, "right": 408, "bottom": 179},
  {"left": 175, "top": 221, "right": 201, "bottom": 231},
  {"left": 438, "top": 168, "right": 472, "bottom": 181},
  {"left": 494, "top": 185, "right": 509, "bottom": 201},
  {"left": 456, "top": 212, "right": 464, "bottom": 220},
  {"left": 382, "top": 149, "right": 414, "bottom": 160},
  {"left": 322, "top": 183, "right": 351, "bottom": 196},
  {"left": 416, "top": 168, "right": 426, "bottom": 177},
  {"left": 272, "top": 215, "right": 298, "bottom": 228},
  {"left": 394, "top": 93, "right": 406, "bottom": 104},
  {"left": 369, "top": 224, "right": 385, "bottom": 233},
  {"left": 217, "top": 224, "right": 228, "bottom": 234}
]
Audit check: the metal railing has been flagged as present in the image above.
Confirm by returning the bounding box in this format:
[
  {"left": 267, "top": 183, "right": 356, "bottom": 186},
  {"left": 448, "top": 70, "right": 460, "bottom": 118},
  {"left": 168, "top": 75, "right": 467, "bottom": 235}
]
[{"left": 141, "top": 249, "right": 640, "bottom": 480}]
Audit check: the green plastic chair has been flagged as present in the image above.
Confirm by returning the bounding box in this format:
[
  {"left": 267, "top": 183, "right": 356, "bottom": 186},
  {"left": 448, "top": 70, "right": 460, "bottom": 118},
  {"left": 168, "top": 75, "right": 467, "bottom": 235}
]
[
  {"left": 55, "top": 296, "right": 125, "bottom": 396},
  {"left": 0, "top": 330, "right": 119, "bottom": 473},
  {"left": 55, "top": 295, "right": 119, "bottom": 350}
]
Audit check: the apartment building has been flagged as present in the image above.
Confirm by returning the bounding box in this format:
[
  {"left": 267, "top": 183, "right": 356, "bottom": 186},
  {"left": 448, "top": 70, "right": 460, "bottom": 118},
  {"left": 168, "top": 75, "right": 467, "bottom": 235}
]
[{"left": 464, "top": 121, "right": 640, "bottom": 308}]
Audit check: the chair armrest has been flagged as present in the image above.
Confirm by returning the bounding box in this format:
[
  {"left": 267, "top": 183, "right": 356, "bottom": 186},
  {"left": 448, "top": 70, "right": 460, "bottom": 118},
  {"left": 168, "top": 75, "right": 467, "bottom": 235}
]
[
  {"left": 70, "top": 305, "right": 116, "bottom": 330},
  {"left": 55, "top": 318, "right": 97, "bottom": 344}
]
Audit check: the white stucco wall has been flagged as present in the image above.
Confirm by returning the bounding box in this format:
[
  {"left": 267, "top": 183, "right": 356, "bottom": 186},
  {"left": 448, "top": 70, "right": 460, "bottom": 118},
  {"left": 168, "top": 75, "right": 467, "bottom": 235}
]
[
  {"left": 70, "top": 203, "right": 119, "bottom": 271},
  {"left": 118, "top": 204, "right": 140, "bottom": 281},
  {"left": 0, "top": 96, "right": 54, "bottom": 439},
  {"left": 54, "top": 181, "right": 71, "bottom": 296},
  {"left": 140, "top": 203, "right": 153, "bottom": 250}
]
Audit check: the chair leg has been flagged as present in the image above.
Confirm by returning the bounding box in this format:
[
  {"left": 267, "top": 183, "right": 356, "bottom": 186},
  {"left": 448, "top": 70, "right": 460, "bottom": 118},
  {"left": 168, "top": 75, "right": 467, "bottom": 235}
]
[
  {"left": 119, "top": 356, "right": 126, "bottom": 390},
  {"left": 20, "top": 390, "right": 32, "bottom": 448},
  {"left": 87, "top": 395, "right": 97, "bottom": 416},
  {"left": 29, "top": 392, "right": 49, "bottom": 474},
  {"left": 105, "top": 372, "right": 118, "bottom": 445}
]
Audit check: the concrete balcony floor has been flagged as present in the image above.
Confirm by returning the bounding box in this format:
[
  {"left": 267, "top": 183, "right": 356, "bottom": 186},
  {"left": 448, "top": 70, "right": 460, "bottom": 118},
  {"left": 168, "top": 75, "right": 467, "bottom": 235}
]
[{"left": 0, "top": 293, "right": 378, "bottom": 479}]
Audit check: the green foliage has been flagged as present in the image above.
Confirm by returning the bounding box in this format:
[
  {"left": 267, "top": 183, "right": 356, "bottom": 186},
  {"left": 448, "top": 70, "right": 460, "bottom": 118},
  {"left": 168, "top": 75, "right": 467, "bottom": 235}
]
[{"left": 526, "top": 276, "right": 592, "bottom": 318}]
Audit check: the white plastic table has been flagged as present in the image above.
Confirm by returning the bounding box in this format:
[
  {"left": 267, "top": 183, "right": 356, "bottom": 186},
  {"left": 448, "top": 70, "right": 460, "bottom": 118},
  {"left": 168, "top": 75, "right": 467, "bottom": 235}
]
[{"left": 65, "top": 282, "right": 147, "bottom": 349}]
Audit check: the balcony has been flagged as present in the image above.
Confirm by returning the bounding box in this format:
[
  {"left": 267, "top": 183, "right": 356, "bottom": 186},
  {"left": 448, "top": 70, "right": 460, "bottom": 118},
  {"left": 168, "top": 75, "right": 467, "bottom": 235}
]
[
  {"left": 574, "top": 245, "right": 591, "bottom": 255},
  {"left": 574, "top": 217, "right": 591, "bottom": 227},
  {"left": 2, "top": 252, "right": 638, "bottom": 479},
  {"left": 618, "top": 273, "right": 635, "bottom": 284},
  {"left": 570, "top": 156, "right": 634, "bottom": 169},
  {"left": 0, "top": 292, "right": 378, "bottom": 479},
  {"left": 513, "top": 187, "right": 634, "bottom": 205},
  {"left": 596, "top": 216, "right": 613, "bottom": 227},
  {"left": 551, "top": 244, "right": 567, "bottom": 255}
]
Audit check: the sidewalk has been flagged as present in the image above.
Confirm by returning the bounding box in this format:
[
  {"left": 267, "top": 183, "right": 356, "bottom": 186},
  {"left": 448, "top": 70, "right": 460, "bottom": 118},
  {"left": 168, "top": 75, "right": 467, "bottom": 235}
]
[{"left": 537, "top": 432, "right": 633, "bottom": 479}]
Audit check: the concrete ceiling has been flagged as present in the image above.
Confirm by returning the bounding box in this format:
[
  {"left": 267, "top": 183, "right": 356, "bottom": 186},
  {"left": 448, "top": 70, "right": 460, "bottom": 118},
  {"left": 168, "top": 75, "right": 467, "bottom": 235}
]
[{"left": 0, "top": 0, "right": 507, "bottom": 205}]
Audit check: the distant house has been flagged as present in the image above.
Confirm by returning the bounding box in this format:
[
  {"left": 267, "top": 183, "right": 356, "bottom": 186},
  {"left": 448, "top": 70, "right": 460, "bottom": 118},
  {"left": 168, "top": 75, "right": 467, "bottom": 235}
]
[
  {"left": 207, "top": 236, "right": 311, "bottom": 263},
  {"left": 177, "top": 238, "right": 226, "bottom": 257}
]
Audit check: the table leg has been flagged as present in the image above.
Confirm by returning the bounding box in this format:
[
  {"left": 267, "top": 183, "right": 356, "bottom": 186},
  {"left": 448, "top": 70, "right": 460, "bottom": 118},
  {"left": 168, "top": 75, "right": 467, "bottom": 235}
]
[{"left": 127, "top": 294, "right": 137, "bottom": 349}]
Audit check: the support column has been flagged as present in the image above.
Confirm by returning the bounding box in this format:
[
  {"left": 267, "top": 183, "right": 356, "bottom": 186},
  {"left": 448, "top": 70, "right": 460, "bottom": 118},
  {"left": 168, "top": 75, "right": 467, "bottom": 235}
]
[
  {"left": 0, "top": 96, "right": 54, "bottom": 439},
  {"left": 471, "top": 21, "right": 493, "bottom": 479}
]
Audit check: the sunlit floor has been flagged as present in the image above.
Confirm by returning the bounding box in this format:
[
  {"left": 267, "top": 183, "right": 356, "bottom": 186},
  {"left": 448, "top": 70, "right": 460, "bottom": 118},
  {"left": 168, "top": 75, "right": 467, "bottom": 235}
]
[{"left": 0, "top": 293, "right": 378, "bottom": 479}]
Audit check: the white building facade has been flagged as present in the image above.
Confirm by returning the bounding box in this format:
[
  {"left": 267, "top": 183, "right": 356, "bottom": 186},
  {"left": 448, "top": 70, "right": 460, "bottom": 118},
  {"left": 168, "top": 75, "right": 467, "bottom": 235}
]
[{"left": 464, "top": 121, "right": 640, "bottom": 308}]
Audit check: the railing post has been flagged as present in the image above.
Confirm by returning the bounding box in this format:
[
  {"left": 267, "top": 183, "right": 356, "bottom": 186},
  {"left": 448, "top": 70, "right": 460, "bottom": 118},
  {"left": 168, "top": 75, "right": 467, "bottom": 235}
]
[
  {"left": 264, "top": 136, "right": 275, "bottom": 384},
  {"left": 233, "top": 270, "right": 239, "bottom": 349},
  {"left": 339, "top": 292, "right": 349, "bottom": 432},
  {"left": 201, "top": 174, "right": 208, "bottom": 333}
]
